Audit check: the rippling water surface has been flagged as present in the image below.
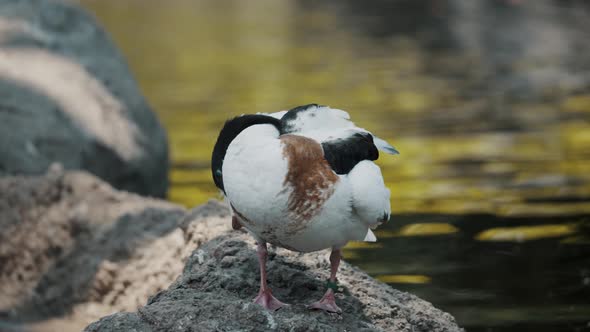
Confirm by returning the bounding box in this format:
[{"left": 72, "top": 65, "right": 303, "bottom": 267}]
[{"left": 81, "top": 1, "right": 590, "bottom": 330}]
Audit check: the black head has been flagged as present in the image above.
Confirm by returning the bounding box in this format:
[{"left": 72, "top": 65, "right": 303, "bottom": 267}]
[{"left": 211, "top": 114, "right": 281, "bottom": 193}]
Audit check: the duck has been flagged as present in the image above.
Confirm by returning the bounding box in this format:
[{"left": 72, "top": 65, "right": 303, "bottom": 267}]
[{"left": 211, "top": 104, "right": 398, "bottom": 313}]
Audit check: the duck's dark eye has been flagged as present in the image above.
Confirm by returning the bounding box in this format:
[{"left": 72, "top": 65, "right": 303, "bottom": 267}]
[{"left": 215, "top": 169, "right": 222, "bottom": 176}]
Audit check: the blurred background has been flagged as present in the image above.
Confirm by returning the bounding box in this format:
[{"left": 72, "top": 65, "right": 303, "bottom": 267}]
[{"left": 76, "top": 0, "right": 590, "bottom": 331}]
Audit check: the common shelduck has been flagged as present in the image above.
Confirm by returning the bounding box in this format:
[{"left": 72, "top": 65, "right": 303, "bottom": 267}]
[{"left": 211, "top": 104, "right": 398, "bottom": 313}]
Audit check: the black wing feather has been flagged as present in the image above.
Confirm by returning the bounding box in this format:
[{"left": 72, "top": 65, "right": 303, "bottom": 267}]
[{"left": 211, "top": 114, "right": 281, "bottom": 192}]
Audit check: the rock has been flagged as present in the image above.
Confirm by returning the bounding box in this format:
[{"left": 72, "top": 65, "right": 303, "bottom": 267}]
[
  {"left": 84, "top": 232, "right": 463, "bottom": 332},
  {"left": 0, "top": 171, "right": 463, "bottom": 332},
  {"left": 0, "top": 0, "right": 168, "bottom": 197},
  {"left": 0, "top": 170, "right": 187, "bottom": 331}
]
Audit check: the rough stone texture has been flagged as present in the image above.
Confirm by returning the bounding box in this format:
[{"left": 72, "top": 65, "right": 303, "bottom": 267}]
[
  {"left": 0, "top": 0, "right": 169, "bottom": 197},
  {"left": 0, "top": 170, "right": 188, "bottom": 332},
  {"left": 0, "top": 171, "right": 463, "bottom": 332},
  {"left": 85, "top": 233, "right": 463, "bottom": 332}
]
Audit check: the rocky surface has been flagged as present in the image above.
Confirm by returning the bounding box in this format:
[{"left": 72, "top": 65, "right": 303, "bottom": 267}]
[
  {"left": 0, "top": 171, "right": 463, "bottom": 332},
  {"left": 86, "top": 233, "right": 463, "bottom": 332},
  {"left": 0, "top": 0, "right": 168, "bottom": 197},
  {"left": 0, "top": 169, "right": 190, "bottom": 331}
]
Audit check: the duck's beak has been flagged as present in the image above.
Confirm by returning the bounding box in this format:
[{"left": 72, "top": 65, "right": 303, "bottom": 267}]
[{"left": 374, "top": 136, "right": 399, "bottom": 155}]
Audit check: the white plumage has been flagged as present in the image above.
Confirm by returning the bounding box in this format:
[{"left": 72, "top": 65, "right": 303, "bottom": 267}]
[
  {"left": 223, "top": 126, "right": 370, "bottom": 252},
  {"left": 212, "top": 104, "right": 397, "bottom": 312}
]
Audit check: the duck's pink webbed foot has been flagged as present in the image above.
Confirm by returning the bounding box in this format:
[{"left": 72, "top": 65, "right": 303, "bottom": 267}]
[
  {"left": 253, "top": 241, "right": 288, "bottom": 311},
  {"left": 254, "top": 288, "right": 287, "bottom": 311},
  {"left": 308, "top": 289, "right": 341, "bottom": 313},
  {"left": 308, "top": 249, "right": 343, "bottom": 314}
]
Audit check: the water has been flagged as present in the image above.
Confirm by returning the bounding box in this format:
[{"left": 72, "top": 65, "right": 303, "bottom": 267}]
[{"left": 81, "top": 1, "right": 590, "bottom": 330}]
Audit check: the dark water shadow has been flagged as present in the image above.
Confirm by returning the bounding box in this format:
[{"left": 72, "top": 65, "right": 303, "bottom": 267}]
[{"left": 346, "top": 213, "right": 590, "bottom": 331}]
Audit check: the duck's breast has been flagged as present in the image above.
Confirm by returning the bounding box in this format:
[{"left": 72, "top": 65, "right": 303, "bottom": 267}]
[{"left": 283, "top": 178, "right": 368, "bottom": 252}]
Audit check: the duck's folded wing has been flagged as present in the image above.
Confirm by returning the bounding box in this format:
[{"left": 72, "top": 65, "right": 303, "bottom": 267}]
[
  {"left": 280, "top": 104, "right": 353, "bottom": 134},
  {"left": 279, "top": 104, "right": 398, "bottom": 155},
  {"left": 348, "top": 160, "right": 391, "bottom": 229}
]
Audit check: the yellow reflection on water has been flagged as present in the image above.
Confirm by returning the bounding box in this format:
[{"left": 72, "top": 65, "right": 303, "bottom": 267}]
[
  {"left": 343, "top": 242, "right": 384, "bottom": 250},
  {"left": 80, "top": 0, "right": 590, "bottom": 224},
  {"left": 170, "top": 168, "right": 212, "bottom": 184},
  {"left": 475, "top": 224, "right": 577, "bottom": 242},
  {"left": 169, "top": 186, "right": 221, "bottom": 208},
  {"left": 561, "top": 94, "right": 590, "bottom": 113},
  {"left": 79, "top": 4, "right": 590, "bottom": 331},
  {"left": 376, "top": 223, "right": 459, "bottom": 238},
  {"left": 376, "top": 274, "right": 432, "bottom": 284}
]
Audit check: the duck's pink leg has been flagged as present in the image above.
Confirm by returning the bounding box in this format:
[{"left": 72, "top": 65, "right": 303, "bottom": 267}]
[
  {"left": 253, "top": 242, "right": 287, "bottom": 311},
  {"left": 308, "top": 249, "right": 342, "bottom": 313}
]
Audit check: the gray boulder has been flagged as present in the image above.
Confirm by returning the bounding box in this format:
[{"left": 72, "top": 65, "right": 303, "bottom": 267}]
[
  {"left": 0, "top": 170, "right": 463, "bottom": 332},
  {"left": 0, "top": 169, "right": 186, "bottom": 331},
  {"left": 85, "top": 230, "right": 463, "bottom": 332},
  {"left": 0, "top": 0, "right": 168, "bottom": 197}
]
